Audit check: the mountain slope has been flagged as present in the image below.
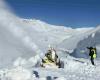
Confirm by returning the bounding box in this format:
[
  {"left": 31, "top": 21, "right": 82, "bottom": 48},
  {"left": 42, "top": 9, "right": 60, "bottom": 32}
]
[
  {"left": 57, "top": 27, "right": 94, "bottom": 51},
  {"left": 0, "top": 0, "right": 94, "bottom": 68}
]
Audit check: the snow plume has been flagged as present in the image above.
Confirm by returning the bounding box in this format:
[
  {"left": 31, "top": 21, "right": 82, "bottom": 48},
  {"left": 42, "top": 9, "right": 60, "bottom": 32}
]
[
  {"left": 1, "top": 0, "right": 43, "bottom": 54},
  {"left": 0, "top": 0, "right": 43, "bottom": 68}
]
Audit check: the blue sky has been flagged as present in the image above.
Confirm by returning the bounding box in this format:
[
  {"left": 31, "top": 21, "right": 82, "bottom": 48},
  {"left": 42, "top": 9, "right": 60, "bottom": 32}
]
[{"left": 5, "top": 0, "right": 100, "bottom": 28}]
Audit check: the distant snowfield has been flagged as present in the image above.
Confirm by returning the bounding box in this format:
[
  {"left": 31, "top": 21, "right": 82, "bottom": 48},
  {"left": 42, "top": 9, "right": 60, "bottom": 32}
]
[{"left": 0, "top": 0, "right": 100, "bottom": 80}]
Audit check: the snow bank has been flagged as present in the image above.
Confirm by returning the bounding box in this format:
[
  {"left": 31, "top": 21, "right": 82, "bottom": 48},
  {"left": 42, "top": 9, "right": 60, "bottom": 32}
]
[{"left": 72, "top": 26, "right": 100, "bottom": 58}]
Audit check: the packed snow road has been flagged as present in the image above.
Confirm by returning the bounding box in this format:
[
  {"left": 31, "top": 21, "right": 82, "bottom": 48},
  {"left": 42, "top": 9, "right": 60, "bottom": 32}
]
[
  {"left": 31, "top": 58, "right": 100, "bottom": 80},
  {"left": 0, "top": 54, "right": 100, "bottom": 80}
]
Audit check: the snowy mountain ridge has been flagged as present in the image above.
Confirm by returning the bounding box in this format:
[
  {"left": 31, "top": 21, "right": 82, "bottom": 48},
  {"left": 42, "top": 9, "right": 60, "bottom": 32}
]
[{"left": 21, "top": 18, "right": 94, "bottom": 33}]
